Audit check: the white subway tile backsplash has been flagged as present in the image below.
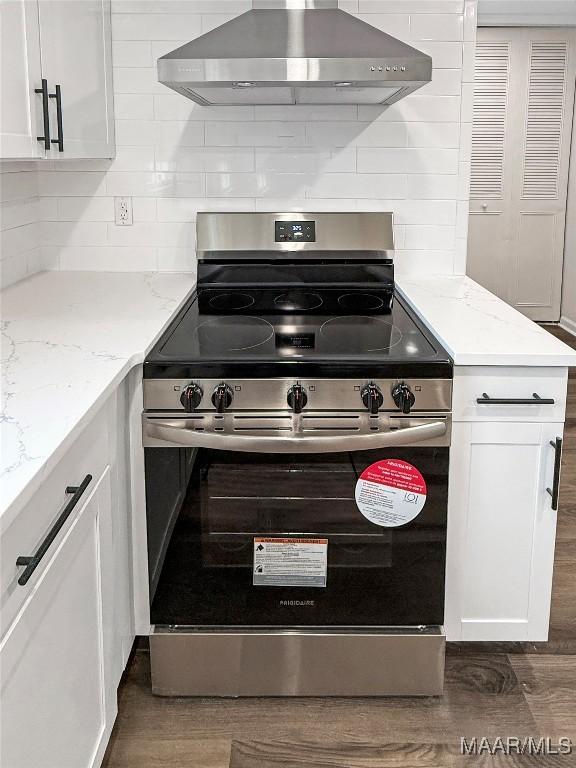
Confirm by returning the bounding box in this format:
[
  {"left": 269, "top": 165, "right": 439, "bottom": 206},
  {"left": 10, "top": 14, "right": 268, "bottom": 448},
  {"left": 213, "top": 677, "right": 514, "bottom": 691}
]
[
  {"left": 359, "top": 1, "right": 463, "bottom": 11},
  {"left": 356, "top": 14, "right": 410, "bottom": 40},
  {"left": 42, "top": 222, "right": 109, "bottom": 247},
  {"left": 112, "top": 1, "right": 251, "bottom": 13},
  {"left": 206, "top": 173, "right": 311, "bottom": 199},
  {"left": 404, "top": 224, "right": 456, "bottom": 249},
  {"left": 113, "top": 67, "right": 166, "bottom": 95},
  {"left": 112, "top": 13, "right": 202, "bottom": 40},
  {"left": 405, "top": 122, "right": 461, "bottom": 148},
  {"left": 107, "top": 221, "right": 196, "bottom": 247},
  {"left": 112, "top": 40, "right": 152, "bottom": 67},
  {"left": 307, "top": 174, "right": 407, "bottom": 199},
  {"left": 407, "top": 174, "right": 459, "bottom": 199},
  {"left": 115, "top": 120, "right": 157, "bottom": 146},
  {"left": 114, "top": 94, "right": 155, "bottom": 120},
  {"left": 32, "top": 0, "right": 475, "bottom": 277},
  {"left": 157, "top": 197, "right": 255, "bottom": 221},
  {"left": 110, "top": 146, "right": 156, "bottom": 172},
  {"left": 57, "top": 246, "right": 158, "bottom": 271},
  {"left": 410, "top": 13, "right": 463, "bottom": 41},
  {"left": 255, "top": 148, "right": 356, "bottom": 174},
  {"left": 155, "top": 147, "right": 254, "bottom": 173},
  {"left": 254, "top": 105, "right": 358, "bottom": 122},
  {"left": 207, "top": 122, "right": 305, "bottom": 147},
  {"left": 132, "top": 197, "right": 158, "bottom": 221},
  {"left": 154, "top": 121, "right": 205, "bottom": 148},
  {"left": 306, "top": 121, "right": 407, "bottom": 148},
  {"left": 106, "top": 171, "right": 205, "bottom": 197},
  {"left": 56, "top": 197, "right": 115, "bottom": 222},
  {"left": 357, "top": 148, "right": 458, "bottom": 174},
  {"left": 38, "top": 172, "right": 107, "bottom": 197}
]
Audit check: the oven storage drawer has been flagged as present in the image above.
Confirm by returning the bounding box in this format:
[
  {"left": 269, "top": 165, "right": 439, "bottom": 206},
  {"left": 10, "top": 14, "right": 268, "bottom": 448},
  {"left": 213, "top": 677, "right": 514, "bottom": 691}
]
[{"left": 150, "top": 627, "right": 445, "bottom": 697}]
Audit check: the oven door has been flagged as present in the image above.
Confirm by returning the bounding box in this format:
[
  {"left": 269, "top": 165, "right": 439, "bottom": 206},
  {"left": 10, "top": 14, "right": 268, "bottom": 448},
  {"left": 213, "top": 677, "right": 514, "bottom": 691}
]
[{"left": 145, "top": 416, "right": 450, "bottom": 629}]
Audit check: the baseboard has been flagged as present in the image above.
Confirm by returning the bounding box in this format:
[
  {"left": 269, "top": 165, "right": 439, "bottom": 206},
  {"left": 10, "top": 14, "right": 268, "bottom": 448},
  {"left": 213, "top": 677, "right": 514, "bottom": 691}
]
[{"left": 560, "top": 316, "right": 576, "bottom": 337}]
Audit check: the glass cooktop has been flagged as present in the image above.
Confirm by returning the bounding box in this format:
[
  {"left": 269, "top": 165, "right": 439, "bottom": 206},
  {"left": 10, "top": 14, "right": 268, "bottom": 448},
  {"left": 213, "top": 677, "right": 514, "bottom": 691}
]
[{"left": 146, "top": 291, "right": 451, "bottom": 376}]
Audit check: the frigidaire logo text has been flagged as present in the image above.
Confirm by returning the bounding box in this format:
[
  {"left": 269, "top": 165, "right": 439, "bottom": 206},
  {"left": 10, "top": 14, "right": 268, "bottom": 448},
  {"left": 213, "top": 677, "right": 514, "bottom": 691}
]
[{"left": 279, "top": 600, "right": 315, "bottom": 606}]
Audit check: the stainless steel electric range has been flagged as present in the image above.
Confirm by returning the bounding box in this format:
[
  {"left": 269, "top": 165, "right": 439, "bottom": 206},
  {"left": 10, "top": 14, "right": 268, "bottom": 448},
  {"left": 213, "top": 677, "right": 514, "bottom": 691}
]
[{"left": 143, "top": 212, "right": 453, "bottom": 697}]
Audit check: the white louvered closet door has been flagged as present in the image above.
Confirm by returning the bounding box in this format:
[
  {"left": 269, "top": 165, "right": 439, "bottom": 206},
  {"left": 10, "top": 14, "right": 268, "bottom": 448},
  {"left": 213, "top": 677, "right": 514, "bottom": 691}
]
[{"left": 468, "top": 28, "right": 576, "bottom": 321}]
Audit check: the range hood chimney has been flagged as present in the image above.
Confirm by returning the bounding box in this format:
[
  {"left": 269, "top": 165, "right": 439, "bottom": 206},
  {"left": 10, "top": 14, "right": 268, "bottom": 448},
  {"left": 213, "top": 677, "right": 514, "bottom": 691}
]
[{"left": 158, "top": 0, "right": 432, "bottom": 106}]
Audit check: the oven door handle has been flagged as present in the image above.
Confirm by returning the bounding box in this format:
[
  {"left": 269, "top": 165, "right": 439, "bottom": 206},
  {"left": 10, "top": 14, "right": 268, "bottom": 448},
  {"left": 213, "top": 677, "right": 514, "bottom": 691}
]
[{"left": 144, "top": 418, "right": 448, "bottom": 453}]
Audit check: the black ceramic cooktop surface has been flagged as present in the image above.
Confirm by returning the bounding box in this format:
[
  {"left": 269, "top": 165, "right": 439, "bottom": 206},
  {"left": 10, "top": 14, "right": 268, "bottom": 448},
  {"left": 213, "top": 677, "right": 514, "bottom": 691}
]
[{"left": 145, "top": 291, "right": 453, "bottom": 379}]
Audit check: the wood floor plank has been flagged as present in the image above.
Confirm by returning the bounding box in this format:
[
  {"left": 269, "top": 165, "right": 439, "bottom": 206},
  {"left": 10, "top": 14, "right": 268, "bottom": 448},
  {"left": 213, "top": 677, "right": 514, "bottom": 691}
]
[{"left": 509, "top": 655, "right": 576, "bottom": 740}]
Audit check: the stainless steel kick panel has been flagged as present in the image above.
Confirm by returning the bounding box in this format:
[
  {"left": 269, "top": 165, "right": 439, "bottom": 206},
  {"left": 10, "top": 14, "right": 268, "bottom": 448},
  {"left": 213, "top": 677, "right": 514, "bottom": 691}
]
[
  {"left": 150, "top": 628, "right": 445, "bottom": 696},
  {"left": 143, "top": 412, "right": 451, "bottom": 450},
  {"left": 196, "top": 212, "right": 394, "bottom": 255},
  {"left": 144, "top": 378, "right": 453, "bottom": 413}
]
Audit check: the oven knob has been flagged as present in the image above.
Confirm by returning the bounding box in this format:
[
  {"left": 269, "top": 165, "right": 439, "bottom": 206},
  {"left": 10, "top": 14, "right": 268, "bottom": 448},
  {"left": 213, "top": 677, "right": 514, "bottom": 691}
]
[
  {"left": 361, "top": 382, "right": 384, "bottom": 415},
  {"left": 287, "top": 383, "right": 308, "bottom": 414},
  {"left": 211, "top": 383, "right": 233, "bottom": 413},
  {"left": 392, "top": 382, "right": 416, "bottom": 414},
  {"left": 180, "top": 382, "right": 203, "bottom": 412}
]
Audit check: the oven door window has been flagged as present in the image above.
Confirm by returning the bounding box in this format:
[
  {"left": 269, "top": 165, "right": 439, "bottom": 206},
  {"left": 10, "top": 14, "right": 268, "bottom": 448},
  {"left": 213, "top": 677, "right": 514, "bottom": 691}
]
[{"left": 150, "top": 447, "right": 448, "bottom": 628}]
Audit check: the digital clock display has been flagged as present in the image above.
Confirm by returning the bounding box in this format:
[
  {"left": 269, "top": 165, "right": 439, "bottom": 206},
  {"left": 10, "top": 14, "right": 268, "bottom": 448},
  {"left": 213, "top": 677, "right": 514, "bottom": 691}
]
[{"left": 275, "top": 220, "right": 316, "bottom": 243}]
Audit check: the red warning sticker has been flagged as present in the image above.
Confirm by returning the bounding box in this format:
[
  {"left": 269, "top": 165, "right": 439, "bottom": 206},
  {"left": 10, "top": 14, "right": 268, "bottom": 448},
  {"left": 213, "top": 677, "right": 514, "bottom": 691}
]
[{"left": 355, "top": 459, "right": 427, "bottom": 527}]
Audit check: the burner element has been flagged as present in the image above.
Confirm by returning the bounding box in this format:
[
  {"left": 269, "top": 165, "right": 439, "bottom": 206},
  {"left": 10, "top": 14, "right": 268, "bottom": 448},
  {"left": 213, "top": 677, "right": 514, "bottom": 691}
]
[
  {"left": 338, "top": 293, "right": 385, "bottom": 311},
  {"left": 274, "top": 291, "right": 323, "bottom": 312},
  {"left": 208, "top": 292, "right": 255, "bottom": 311},
  {"left": 196, "top": 316, "right": 274, "bottom": 352},
  {"left": 320, "top": 316, "right": 403, "bottom": 353}
]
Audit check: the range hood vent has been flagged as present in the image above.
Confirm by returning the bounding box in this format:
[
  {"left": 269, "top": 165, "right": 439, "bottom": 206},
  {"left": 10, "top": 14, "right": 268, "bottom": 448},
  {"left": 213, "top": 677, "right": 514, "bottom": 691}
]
[{"left": 158, "top": 0, "right": 432, "bottom": 107}]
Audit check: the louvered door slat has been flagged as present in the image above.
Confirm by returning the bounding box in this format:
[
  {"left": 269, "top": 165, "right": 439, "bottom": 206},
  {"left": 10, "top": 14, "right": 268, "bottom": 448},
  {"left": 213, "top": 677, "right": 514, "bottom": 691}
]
[
  {"left": 522, "top": 41, "right": 568, "bottom": 199},
  {"left": 470, "top": 41, "right": 511, "bottom": 199}
]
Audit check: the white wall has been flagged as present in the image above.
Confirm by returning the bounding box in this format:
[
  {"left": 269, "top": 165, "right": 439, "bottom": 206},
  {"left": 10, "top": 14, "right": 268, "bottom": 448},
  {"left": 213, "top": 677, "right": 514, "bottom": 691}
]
[
  {"left": 31, "top": 0, "right": 476, "bottom": 278},
  {"left": 0, "top": 164, "right": 54, "bottom": 289},
  {"left": 561, "top": 105, "right": 576, "bottom": 334}
]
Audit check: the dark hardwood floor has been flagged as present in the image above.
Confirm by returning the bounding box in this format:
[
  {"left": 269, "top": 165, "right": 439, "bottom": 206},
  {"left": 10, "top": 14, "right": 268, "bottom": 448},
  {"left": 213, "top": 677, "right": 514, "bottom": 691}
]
[{"left": 103, "top": 326, "right": 576, "bottom": 767}]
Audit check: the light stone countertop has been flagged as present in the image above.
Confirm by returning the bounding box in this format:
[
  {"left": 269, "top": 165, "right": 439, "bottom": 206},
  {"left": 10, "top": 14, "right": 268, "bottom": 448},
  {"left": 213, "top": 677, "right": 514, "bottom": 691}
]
[
  {"left": 1, "top": 271, "right": 195, "bottom": 525},
  {"left": 396, "top": 275, "right": 576, "bottom": 367}
]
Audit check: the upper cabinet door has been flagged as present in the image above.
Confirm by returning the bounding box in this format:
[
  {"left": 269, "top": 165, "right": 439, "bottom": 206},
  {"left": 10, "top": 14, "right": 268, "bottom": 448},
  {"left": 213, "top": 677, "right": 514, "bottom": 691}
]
[
  {"left": 0, "top": 0, "right": 45, "bottom": 158},
  {"left": 37, "top": 0, "right": 114, "bottom": 159}
]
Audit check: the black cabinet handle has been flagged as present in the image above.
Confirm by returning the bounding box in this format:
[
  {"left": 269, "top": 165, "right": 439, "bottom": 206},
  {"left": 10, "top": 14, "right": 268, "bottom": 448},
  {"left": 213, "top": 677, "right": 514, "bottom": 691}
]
[
  {"left": 476, "top": 393, "right": 555, "bottom": 405},
  {"left": 35, "top": 79, "right": 50, "bottom": 151},
  {"left": 49, "top": 84, "right": 64, "bottom": 152},
  {"left": 16, "top": 475, "right": 92, "bottom": 586},
  {"left": 546, "top": 437, "right": 563, "bottom": 511}
]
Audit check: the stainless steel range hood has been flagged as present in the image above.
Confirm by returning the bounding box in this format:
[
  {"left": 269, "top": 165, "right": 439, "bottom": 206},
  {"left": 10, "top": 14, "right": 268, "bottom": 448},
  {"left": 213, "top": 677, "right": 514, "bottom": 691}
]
[{"left": 157, "top": 0, "right": 432, "bottom": 107}]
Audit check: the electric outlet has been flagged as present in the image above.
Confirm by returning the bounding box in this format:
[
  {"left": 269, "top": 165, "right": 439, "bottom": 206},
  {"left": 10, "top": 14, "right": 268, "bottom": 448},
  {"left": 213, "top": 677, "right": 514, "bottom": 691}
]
[{"left": 114, "top": 196, "right": 133, "bottom": 226}]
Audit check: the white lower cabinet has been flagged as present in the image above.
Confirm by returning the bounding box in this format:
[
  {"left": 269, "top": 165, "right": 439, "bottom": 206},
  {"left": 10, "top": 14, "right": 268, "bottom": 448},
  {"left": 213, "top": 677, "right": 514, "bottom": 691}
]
[
  {"left": 445, "top": 419, "right": 562, "bottom": 641},
  {"left": 0, "top": 467, "right": 116, "bottom": 768}
]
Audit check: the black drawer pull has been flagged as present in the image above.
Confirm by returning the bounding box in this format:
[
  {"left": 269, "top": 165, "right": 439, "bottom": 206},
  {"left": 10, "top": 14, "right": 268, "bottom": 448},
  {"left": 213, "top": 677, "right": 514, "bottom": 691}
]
[
  {"left": 16, "top": 475, "right": 92, "bottom": 586},
  {"left": 476, "top": 393, "right": 555, "bottom": 405},
  {"left": 546, "top": 437, "right": 563, "bottom": 511},
  {"left": 35, "top": 78, "right": 50, "bottom": 151},
  {"left": 49, "top": 84, "right": 64, "bottom": 152}
]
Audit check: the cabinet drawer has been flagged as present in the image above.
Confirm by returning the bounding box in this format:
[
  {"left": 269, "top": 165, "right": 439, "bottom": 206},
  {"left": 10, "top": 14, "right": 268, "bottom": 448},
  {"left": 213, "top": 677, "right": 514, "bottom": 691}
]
[
  {"left": 452, "top": 366, "right": 568, "bottom": 423},
  {"left": 0, "top": 413, "right": 108, "bottom": 639}
]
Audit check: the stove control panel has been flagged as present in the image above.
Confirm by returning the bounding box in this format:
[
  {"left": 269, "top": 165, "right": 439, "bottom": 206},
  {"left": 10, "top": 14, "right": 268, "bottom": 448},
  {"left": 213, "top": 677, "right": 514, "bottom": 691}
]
[
  {"left": 144, "top": 378, "right": 452, "bottom": 414},
  {"left": 275, "top": 220, "right": 316, "bottom": 243}
]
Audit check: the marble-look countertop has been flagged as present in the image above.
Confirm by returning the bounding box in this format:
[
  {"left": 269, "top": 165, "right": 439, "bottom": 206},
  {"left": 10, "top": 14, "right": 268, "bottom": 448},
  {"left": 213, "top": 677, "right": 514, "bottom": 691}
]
[
  {"left": 397, "top": 275, "right": 576, "bottom": 367},
  {"left": 1, "top": 271, "right": 195, "bottom": 525},
  {"left": 2, "top": 270, "right": 575, "bottom": 526}
]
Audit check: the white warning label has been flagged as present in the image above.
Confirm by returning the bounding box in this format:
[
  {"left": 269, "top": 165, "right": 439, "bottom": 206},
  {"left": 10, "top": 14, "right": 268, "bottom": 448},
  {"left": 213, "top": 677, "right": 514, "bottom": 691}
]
[{"left": 253, "top": 537, "right": 328, "bottom": 587}]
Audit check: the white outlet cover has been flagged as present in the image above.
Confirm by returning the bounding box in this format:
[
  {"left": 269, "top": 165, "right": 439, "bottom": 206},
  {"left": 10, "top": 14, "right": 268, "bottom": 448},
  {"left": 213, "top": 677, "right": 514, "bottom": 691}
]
[{"left": 114, "top": 196, "right": 133, "bottom": 226}]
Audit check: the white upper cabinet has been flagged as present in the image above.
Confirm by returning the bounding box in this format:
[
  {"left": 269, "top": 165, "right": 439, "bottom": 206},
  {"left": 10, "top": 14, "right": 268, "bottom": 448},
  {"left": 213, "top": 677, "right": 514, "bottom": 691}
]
[
  {"left": 0, "top": 0, "right": 114, "bottom": 160},
  {"left": 0, "top": 0, "right": 43, "bottom": 158}
]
